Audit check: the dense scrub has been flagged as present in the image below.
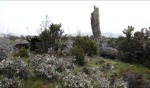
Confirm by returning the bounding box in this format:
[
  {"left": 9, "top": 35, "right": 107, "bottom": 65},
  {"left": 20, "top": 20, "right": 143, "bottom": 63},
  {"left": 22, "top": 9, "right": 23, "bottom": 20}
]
[
  {"left": 116, "top": 26, "right": 150, "bottom": 67},
  {"left": 72, "top": 35, "right": 97, "bottom": 57},
  {"left": 103, "top": 26, "right": 150, "bottom": 67},
  {"left": 71, "top": 47, "right": 85, "bottom": 66},
  {"left": 0, "top": 54, "right": 149, "bottom": 88},
  {"left": 14, "top": 47, "right": 28, "bottom": 57}
]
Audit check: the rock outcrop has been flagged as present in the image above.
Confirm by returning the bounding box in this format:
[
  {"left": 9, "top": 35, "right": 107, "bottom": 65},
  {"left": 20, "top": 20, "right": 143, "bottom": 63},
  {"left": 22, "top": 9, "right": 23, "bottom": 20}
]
[
  {"left": 91, "top": 5, "right": 101, "bottom": 55},
  {"left": 0, "top": 51, "right": 6, "bottom": 61},
  {"left": 100, "top": 47, "right": 118, "bottom": 59}
]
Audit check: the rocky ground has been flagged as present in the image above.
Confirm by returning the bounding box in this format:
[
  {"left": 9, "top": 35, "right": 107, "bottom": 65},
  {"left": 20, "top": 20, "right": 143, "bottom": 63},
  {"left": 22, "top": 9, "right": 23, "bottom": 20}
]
[{"left": 0, "top": 37, "right": 15, "bottom": 52}]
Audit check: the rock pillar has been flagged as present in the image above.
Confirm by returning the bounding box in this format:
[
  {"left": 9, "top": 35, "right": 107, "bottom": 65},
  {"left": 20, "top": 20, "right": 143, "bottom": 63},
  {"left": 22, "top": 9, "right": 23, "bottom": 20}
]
[{"left": 91, "top": 5, "right": 101, "bottom": 56}]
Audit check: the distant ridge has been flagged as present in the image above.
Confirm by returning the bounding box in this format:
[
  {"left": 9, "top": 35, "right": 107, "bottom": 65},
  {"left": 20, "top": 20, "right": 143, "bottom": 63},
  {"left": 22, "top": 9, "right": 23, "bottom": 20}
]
[
  {"left": 0, "top": 32, "right": 33, "bottom": 37},
  {"left": 0, "top": 32, "right": 122, "bottom": 38},
  {"left": 68, "top": 32, "right": 122, "bottom": 38}
]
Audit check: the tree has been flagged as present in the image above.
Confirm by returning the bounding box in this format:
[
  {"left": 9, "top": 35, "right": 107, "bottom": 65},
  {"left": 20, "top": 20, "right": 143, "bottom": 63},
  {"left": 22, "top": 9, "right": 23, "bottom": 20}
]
[
  {"left": 116, "top": 26, "right": 150, "bottom": 67},
  {"left": 132, "top": 28, "right": 150, "bottom": 65},
  {"left": 40, "top": 23, "right": 67, "bottom": 52},
  {"left": 38, "top": 15, "right": 51, "bottom": 35},
  {"left": 116, "top": 26, "right": 134, "bottom": 62},
  {"left": 39, "top": 16, "right": 68, "bottom": 56},
  {"left": 122, "top": 26, "right": 134, "bottom": 52}
]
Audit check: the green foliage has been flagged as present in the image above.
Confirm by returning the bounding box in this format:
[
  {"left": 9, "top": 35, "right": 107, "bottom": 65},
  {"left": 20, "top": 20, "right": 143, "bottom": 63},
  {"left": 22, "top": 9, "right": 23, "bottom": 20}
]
[
  {"left": 116, "top": 26, "right": 150, "bottom": 67},
  {"left": 25, "top": 36, "right": 43, "bottom": 54},
  {"left": 14, "top": 47, "right": 28, "bottom": 57},
  {"left": 39, "top": 23, "right": 68, "bottom": 54},
  {"left": 71, "top": 47, "right": 85, "bottom": 66},
  {"left": 121, "top": 72, "right": 150, "bottom": 88},
  {"left": 107, "top": 38, "right": 117, "bottom": 48},
  {"left": 99, "top": 59, "right": 106, "bottom": 63},
  {"left": 72, "top": 35, "right": 97, "bottom": 56}
]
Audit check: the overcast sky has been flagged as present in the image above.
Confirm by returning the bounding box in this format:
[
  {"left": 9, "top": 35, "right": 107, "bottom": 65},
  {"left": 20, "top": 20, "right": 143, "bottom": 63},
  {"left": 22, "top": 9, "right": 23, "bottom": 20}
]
[{"left": 0, "top": 1, "right": 150, "bottom": 36}]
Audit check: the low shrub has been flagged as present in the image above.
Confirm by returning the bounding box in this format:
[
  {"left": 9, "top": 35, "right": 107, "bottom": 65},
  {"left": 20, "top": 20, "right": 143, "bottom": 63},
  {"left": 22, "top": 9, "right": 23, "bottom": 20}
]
[
  {"left": 29, "top": 54, "right": 76, "bottom": 80},
  {"left": 0, "top": 76, "right": 24, "bottom": 88},
  {"left": 62, "top": 73, "right": 91, "bottom": 88},
  {"left": 72, "top": 36, "right": 97, "bottom": 57},
  {"left": 0, "top": 58, "right": 28, "bottom": 79},
  {"left": 121, "top": 72, "right": 150, "bottom": 88},
  {"left": 71, "top": 47, "right": 85, "bottom": 66},
  {"left": 113, "top": 77, "right": 128, "bottom": 88},
  {"left": 91, "top": 74, "right": 111, "bottom": 88},
  {"left": 14, "top": 47, "right": 28, "bottom": 57}
]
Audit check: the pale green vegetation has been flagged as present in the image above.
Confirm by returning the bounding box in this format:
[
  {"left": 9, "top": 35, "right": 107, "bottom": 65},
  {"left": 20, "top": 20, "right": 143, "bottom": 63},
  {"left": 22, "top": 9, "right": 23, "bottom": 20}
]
[{"left": 19, "top": 56, "right": 150, "bottom": 88}]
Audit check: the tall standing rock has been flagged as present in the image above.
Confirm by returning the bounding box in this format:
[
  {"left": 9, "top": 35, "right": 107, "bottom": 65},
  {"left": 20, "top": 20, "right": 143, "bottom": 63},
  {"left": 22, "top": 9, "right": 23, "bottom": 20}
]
[{"left": 91, "top": 5, "right": 101, "bottom": 56}]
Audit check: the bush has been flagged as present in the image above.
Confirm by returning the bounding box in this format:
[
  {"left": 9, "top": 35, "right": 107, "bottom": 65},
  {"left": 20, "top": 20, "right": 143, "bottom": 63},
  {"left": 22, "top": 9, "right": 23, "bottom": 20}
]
[
  {"left": 62, "top": 73, "right": 91, "bottom": 88},
  {"left": 72, "top": 36, "right": 97, "bottom": 57},
  {"left": 121, "top": 72, "right": 150, "bottom": 88},
  {"left": 113, "top": 77, "right": 128, "bottom": 88},
  {"left": 116, "top": 27, "right": 150, "bottom": 67},
  {"left": 0, "top": 76, "right": 24, "bottom": 88},
  {"left": 39, "top": 22, "right": 68, "bottom": 54},
  {"left": 91, "top": 74, "right": 111, "bottom": 88},
  {"left": 71, "top": 47, "right": 85, "bottom": 66},
  {"left": 82, "top": 67, "right": 92, "bottom": 75},
  {"left": 0, "top": 58, "right": 28, "bottom": 79},
  {"left": 14, "top": 47, "right": 28, "bottom": 57},
  {"left": 29, "top": 54, "right": 76, "bottom": 80}
]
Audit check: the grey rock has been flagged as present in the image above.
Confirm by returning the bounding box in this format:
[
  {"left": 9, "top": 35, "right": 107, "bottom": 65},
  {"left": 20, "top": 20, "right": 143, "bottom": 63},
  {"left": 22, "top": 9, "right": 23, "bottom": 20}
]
[
  {"left": 0, "top": 37, "right": 15, "bottom": 52},
  {"left": 14, "top": 39, "right": 29, "bottom": 45},
  {"left": 14, "top": 39, "right": 29, "bottom": 49},
  {"left": 91, "top": 6, "right": 101, "bottom": 41},
  {"left": 100, "top": 47, "right": 118, "bottom": 59},
  {"left": 0, "top": 51, "right": 6, "bottom": 61},
  {"left": 91, "top": 5, "right": 101, "bottom": 55}
]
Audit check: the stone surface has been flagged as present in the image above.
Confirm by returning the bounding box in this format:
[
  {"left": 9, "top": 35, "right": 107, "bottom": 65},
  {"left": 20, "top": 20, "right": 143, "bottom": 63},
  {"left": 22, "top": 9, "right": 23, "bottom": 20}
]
[
  {"left": 91, "top": 6, "right": 101, "bottom": 42},
  {"left": 100, "top": 47, "right": 118, "bottom": 59},
  {"left": 0, "top": 37, "right": 15, "bottom": 52},
  {"left": 91, "top": 5, "right": 101, "bottom": 55},
  {"left": 14, "top": 39, "right": 29, "bottom": 49},
  {"left": 0, "top": 51, "right": 6, "bottom": 61}
]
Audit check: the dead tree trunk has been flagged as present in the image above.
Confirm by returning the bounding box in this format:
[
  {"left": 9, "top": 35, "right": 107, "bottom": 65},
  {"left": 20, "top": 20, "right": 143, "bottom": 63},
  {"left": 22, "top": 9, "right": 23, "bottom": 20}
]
[{"left": 91, "top": 5, "right": 101, "bottom": 56}]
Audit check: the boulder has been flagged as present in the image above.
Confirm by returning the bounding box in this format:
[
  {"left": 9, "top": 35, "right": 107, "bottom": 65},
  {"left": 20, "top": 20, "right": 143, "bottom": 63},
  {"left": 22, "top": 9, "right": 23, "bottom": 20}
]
[
  {"left": 0, "top": 51, "right": 6, "bottom": 61},
  {"left": 14, "top": 39, "right": 29, "bottom": 49},
  {"left": 0, "top": 37, "right": 15, "bottom": 52},
  {"left": 100, "top": 47, "right": 118, "bottom": 59}
]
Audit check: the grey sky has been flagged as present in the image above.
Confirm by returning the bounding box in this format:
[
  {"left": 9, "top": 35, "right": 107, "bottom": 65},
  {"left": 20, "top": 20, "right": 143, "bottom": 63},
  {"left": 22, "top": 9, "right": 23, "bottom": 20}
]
[{"left": 0, "top": 1, "right": 150, "bottom": 36}]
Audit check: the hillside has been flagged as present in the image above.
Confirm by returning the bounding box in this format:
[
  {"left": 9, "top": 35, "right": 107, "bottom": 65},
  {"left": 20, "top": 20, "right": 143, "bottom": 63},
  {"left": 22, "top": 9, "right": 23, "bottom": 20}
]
[
  {"left": 1, "top": 53, "right": 149, "bottom": 88},
  {"left": 24, "top": 56, "right": 150, "bottom": 88}
]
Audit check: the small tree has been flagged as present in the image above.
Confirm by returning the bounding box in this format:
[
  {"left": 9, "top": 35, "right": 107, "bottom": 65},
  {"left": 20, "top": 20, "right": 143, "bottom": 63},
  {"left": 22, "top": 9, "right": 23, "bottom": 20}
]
[
  {"left": 116, "top": 26, "right": 150, "bottom": 67},
  {"left": 116, "top": 26, "right": 134, "bottom": 62},
  {"left": 39, "top": 15, "right": 68, "bottom": 55}
]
